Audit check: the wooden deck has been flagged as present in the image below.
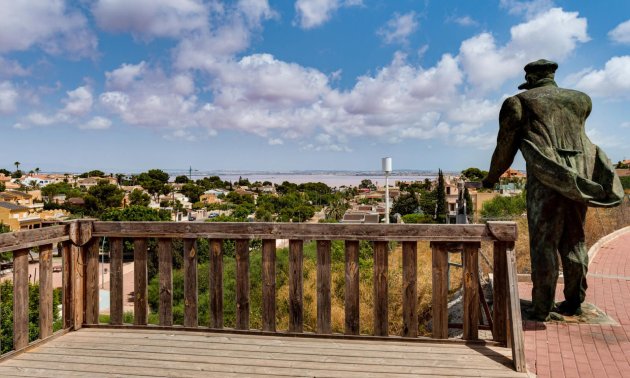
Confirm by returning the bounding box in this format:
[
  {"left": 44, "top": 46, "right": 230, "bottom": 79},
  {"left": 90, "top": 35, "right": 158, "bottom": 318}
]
[{"left": 0, "top": 328, "right": 528, "bottom": 377}]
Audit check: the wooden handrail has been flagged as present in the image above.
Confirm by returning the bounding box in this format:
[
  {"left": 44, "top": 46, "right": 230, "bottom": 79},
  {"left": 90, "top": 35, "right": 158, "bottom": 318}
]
[{"left": 0, "top": 220, "right": 525, "bottom": 372}]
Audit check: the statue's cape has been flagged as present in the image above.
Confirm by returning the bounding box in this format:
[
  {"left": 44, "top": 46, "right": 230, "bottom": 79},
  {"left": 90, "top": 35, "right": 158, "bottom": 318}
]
[{"left": 521, "top": 139, "right": 624, "bottom": 207}]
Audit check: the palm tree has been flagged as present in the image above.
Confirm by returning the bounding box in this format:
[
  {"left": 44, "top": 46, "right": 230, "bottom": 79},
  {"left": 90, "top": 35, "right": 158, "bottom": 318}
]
[
  {"left": 14, "top": 161, "right": 20, "bottom": 171},
  {"left": 35, "top": 167, "right": 40, "bottom": 175}
]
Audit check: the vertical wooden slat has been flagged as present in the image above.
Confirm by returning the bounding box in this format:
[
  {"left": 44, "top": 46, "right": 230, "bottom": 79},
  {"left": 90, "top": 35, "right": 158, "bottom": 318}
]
[
  {"left": 62, "top": 242, "right": 74, "bottom": 329},
  {"left": 344, "top": 240, "right": 360, "bottom": 335},
  {"left": 39, "top": 244, "right": 53, "bottom": 339},
  {"left": 72, "top": 244, "right": 84, "bottom": 330},
  {"left": 316, "top": 240, "right": 331, "bottom": 334},
  {"left": 373, "top": 241, "right": 388, "bottom": 336},
  {"left": 506, "top": 243, "right": 526, "bottom": 372},
  {"left": 402, "top": 241, "right": 418, "bottom": 338},
  {"left": 262, "top": 239, "right": 276, "bottom": 332},
  {"left": 463, "top": 242, "right": 480, "bottom": 340},
  {"left": 235, "top": 239, "right": 250, "bottom": 330},
  {"left": 289, "top": 239, "right": 304, "bottom": 333},
  {"left": 184, "top": 238, "right": 198, "bottom": 327},
  {"left": 13, "top": 248, "right": 29, "bottom": 350},
  {"left": 158, "top": 238, "right": 173, "bottom": 326},
  {"left": 109, "top": 238, "right": 123, "bottom": 325},
  {"left": 209, "top": 238, "right": 223, "bottom": 328},
  {"left": 134, "top": 238, "right": 148, "bottom": 325},
  {"left": 431, "top": 242, "right": 448, "bottom": 339},
  {"left": 493, "top": 241, "right": 508, "bottom": 345},
  {"left": 85, "top": 238, "right": 100, "bottom": 325}
]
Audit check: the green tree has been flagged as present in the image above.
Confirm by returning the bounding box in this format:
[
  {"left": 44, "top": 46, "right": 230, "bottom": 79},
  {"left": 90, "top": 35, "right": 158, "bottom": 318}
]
[
  {"left": 480, "top": 192, "right": 527, "bottom": 219},
  {"left": 180, "top": 183, "right": 205, "bottom": 203},
  {"left": 13, "top": 161, "right": 20, "bottom": 171},
  {"left": 0, "top": 182, "right": 4, "bottom": 192},
  {"left": 391, "top": 191, "right": 420, "bottom": 216},
  {"left": 84, "top": 180, "right": 124, "bottom": 216},
  {"left": 41, "top": 182, "right": 83, "bottom": 201},
  {"left": 174, "top": 175, "right": 190, "bottom": 184},
  {"left": 461, "top": 167, "right": 488, "bottom": 182},
  {"left": 79, "top": 170, "right": 105, "bottom": 178},
  {"left": 0, "top": 168, "right": 10, "bottom": 176},
  {"left": 434, "top": 169, "right": 447, "bottom": 223},
  {"left": 616, "top": 161, "right": 629, "bottom": 169},
  {"left": 138, "top": 169, "right": 170, "bottom": 201},
  {"left": 619, "top": 176, "right": 630, "bottom": 190},
  {"left": 401, "top": 213, "right": 434, "bottom": 224},
  {"left": 325, "top": 197, "right": 349, "bottom": 221},
  {"left": 101, "top": 206, "right": 171, "bottom": 221},
  {"left": 464, "top": 186, "right": 474, "bottom": 217},
  {"left": 129, "top": 189, "right": 151, "bottom": 207},
  {"left": 359, "top": 179, "right": 376, "bottom": 190}
]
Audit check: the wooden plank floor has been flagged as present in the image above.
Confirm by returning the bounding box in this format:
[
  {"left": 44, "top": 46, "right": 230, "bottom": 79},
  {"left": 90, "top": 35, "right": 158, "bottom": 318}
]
[{"left": 0, "top": 328, "right": 529, "bottom": 377}]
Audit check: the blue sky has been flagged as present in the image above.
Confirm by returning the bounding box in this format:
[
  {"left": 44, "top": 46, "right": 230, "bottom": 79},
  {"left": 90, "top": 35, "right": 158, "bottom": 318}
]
[{"left": 1, "top": 0, "right": 629, "bottom": 174}]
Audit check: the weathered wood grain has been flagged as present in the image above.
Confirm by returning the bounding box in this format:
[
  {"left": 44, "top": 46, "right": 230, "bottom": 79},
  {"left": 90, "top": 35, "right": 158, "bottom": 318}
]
[
  {"left": 463, "top": 242, "right": 480, "bottom": 340},
  {"left": 493, "top": 241, "right": 508, "bottom": 345},
  {"left": 68, "top": 220, "right": 93, "bottom": 247},
  {"left": 13, "top": 249, "right": 29, "bottom": 350},
  {"left": 39, "top": 244, "right": 53, "bottom": 339},
  {"left": 316, "top": 240, "right": 331, "bottom": 334},
  {"left": 72, "top": 245, "right": 84, "bottom": 330},
  {"left": 85, "top": 238, "right": 100, "bottom": 325},
  {"left": 109, "top": 238, "right": 123, "bottom": 325},
  {"left": 373, "top": 241, "right": 388, "bottom": 337},
  {"left": 262, "top": 239, "right": 276, "bottom": 332},
  {"left": 505, "top": 243, "right": 526, "bottom": 372},
  {"left": 402, "top": 241, "right": 418, "bottom": 338},
  {"left": 345, "top": 240, "right": 360, "bottom": 335},
  {"left": 158, "top": 238, "right": 173, "bottom": 327},
  {"left": 184, "top": 238, "right": 198, "bottom": 328},
  {"left": 62, "top": 242, "right": 74, "bottom": 330},
  {"left": 431, "top": 242, "right": 448, "bottom": 339},
  {"left": 0, "top": 225, "right": 69, "bottom": 253},
  {"left": 209, "top": 239, "right": 223, "bottom": 328},
  {"left": 92, "top": 222, "right": 517, "bottom": 242},
  {"left": 289, "top": 240, "right": 303, "bottom": 333},
  {"left": 235, "top": 239, "right": 250, "bottom": 330},
  {"left": 133, "top": 238, "right": 148, "bottom": 325}
]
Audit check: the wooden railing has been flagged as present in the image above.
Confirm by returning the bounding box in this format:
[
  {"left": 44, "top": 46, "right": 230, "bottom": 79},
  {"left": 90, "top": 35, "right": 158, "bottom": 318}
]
[{"left": 0, "top": 220, "right": 526, "bottom": 372}]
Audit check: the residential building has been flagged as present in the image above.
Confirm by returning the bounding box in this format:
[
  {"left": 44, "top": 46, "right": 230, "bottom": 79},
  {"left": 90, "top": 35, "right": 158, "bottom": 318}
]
[{"left": 0, "top": 202, "right": 41, "bottom": 231}]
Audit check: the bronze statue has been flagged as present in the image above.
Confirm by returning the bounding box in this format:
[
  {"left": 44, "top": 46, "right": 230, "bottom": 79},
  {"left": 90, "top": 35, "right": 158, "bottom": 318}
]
[{"left": 483, "top": 59, "right": 624, "bottom": 321}]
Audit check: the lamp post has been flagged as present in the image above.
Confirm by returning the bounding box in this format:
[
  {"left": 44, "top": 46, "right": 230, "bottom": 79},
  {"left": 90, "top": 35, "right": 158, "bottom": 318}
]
[{"left": 382, "top": 157, "right": 392, "bottom": 224}]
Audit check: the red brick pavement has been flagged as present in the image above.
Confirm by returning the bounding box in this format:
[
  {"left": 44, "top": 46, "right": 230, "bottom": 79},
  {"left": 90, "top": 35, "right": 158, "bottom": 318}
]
[{"left": 520, "top": 230, "right": 630, "bottom": 377}]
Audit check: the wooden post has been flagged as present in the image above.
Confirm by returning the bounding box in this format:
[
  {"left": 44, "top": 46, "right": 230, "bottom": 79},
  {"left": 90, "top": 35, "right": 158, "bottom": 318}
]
[
  {"left": 72, "top": 244, "right": 84, "bottom": 329},
  {"left": 345, "top": 240, "right": 360, "bottom": 335},
  {"left": 235, "top": 239, "right": 250, "bottom": 330},
  {"left": 262, "top": 239, "right": 276, "bottom": 332},
  {"left": 62, "top": 242, "right": 74, "bottom": 329},
  {"left": 13, "top": 248, "right": 29, "bottom": 350},
  {"left": 109, "top": 238, "right": 124, "bottom": 325},
  {"left": 493, "top": 241, "right": 508, "bottom": 345},
  {"left": 39, "top": 243, "right": 54, "bottom": 339},
  {"left": 85, "top": 238, "right": 100, "bottom": 325},
  {"left": 402, "top": 241, "right": 418, "bottom": 338},
  {"left": 289, "top": 239, "right": 304, "bottom": 333},
  {"left": 373, "top": 241, "right": 388, "bottom": 336},
  {"left": 506, "top": 243, "right": 526, "bottom": 372},
  {"left": 158, "top": 238, "right": 173, "bottom": 327},
  {"left": 431, "top": 242, "right": 448, "bottom": 339},
  {"left": 209, "top": 238, "right": 223, "bottom": 328},
  {"left": 463, "top": 242, "right": 480, "bottom": 340},
  {"left": 316, "top": 240, "right": 332, "bottom": 334},
  {"left": 134, "top": 238, "right": 148, "bottom": 325},
  {"left": 184, "top": 238, "right": 198, "bottom": 327}
]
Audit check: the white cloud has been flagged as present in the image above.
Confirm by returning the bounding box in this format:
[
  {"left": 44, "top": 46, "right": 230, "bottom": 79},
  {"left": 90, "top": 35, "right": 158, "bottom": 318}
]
[
  {"left": 0, "top": 58, "right": 29, "bottom": 78},
  {"left": 61, "top": 86, "right": 93, "bottom": 116},
  {"left": 621, "top": 122, "right": 630, "bottom": 129},
  {"left": 0, "top": 81, "right": 19, "bottom": 114},
  {"left": 92, "top": 0, "right": 208, "bottom": 39},
  {"left": 569, "top": 56, "right": 630, "bottom": 98},
  {"left": 377, "top": 12, "right": 418, "bottom": 45},
  {"left": 0, "top": 0, "right": 96, "bottom": 57},
  {"left": 500, "top": 0, "right": 554, "bottom": 19},
  {"left": 80, "top": 116, "right": 112, "bottom": 130},
  {"left": 105, "top": 62, "right": 147, "bottom": 90},
  {"left": 609, "top": 19, "right": 630, "bottom": 45},
  {"left": 26, "top": 112, "right": 60, "bottom": 126},
  {"left": 294, "top": 0, "right": 362, "bottom": 29},
  {"left": 449, "top": 16, "right": 478, "bottom": 27},
  {"left": 458, "top": 8, "right": 589, "bottom": 92},
  {"left": 587, "top": 128, "right": 625, "bottom": 149},
  {"left": 268, "top": 138, "right": 284, "bottom": 145}
]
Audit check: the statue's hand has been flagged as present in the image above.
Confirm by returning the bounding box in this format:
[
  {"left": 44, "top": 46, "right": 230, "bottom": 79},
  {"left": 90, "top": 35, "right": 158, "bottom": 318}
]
[{"left": 481, "top": 178, "right": 494, "bottom": 189}]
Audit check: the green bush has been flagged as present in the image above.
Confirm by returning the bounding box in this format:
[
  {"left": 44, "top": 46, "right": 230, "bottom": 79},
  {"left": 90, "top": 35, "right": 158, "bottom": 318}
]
[
  {"left": 401, "top": 213, "right": 435, "bottom": 224},
  {"left": 480, "top": 192, "right": 527, "bottom": 219}
]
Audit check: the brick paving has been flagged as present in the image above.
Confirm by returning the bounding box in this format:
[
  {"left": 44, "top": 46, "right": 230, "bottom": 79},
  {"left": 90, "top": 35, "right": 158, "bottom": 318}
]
[{"left": 520, "top": 229, "right": 630, "bottom": 377}]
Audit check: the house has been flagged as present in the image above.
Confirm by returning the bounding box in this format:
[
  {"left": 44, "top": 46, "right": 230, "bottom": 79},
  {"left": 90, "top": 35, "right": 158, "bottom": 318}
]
[
  {"left": 200, "top": 189, "right": 226, "bottom": 205},
  {"left": 0, "top": 202, "right": 41, "bottom": 231},
  {"left": 0, "top": 190, "right": 34, "bottom": 207},
  {"left": 21, "top": 174, "right": 59, "bottom": 187},
  {"left": 77, "top": 177, "right": 117, "bottom": 189},
  {"left": 500, "top": 168, "right": 526, "bottom": 179}
]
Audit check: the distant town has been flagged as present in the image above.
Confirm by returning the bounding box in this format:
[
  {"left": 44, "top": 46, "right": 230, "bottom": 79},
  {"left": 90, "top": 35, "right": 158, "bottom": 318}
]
[{"left": 1, "top": 160, "right": 629, "bottom": 232}]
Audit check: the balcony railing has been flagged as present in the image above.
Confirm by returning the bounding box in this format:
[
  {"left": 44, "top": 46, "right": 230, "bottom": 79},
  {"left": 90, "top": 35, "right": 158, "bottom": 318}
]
[{"left": 0, "top": 220, "right": 526, "bottom": 372}]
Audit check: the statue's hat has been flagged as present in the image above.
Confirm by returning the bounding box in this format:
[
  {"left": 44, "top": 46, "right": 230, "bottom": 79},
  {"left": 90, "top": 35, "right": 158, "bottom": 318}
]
[{"left": 523, "top": 59, "right": 558, "bottom": 74}]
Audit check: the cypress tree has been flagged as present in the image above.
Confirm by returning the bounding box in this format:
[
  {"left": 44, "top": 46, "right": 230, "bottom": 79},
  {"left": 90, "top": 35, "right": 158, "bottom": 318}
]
[{"left": 435, "top": 169, "right": 447, "bottom": 223}]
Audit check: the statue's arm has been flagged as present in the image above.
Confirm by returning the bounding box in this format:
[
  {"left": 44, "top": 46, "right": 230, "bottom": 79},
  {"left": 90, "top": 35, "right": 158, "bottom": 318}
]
[{"left": 483, "top": 96, "right": 522, "bottom": 186}]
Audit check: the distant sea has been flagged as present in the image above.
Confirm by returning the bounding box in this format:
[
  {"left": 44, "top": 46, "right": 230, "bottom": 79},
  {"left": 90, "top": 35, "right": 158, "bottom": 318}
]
[{"left": 184, "top": 171, "right": 445, "bottom": 187}]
